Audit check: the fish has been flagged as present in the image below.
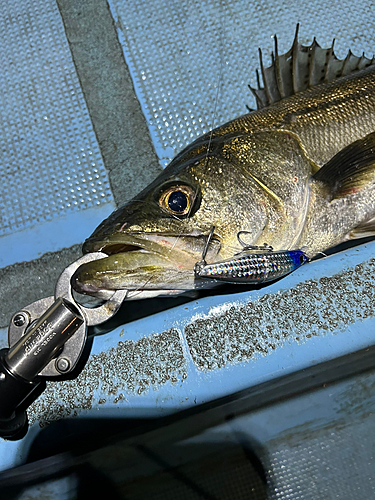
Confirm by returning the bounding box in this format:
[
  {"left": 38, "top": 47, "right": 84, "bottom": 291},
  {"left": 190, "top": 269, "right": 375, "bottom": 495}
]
[{"left": 73, "top": 26, "right": 375, "bottom": 298}]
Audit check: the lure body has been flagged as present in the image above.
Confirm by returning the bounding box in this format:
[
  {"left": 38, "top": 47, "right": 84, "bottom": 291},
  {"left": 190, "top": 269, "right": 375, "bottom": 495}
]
[{"left": 195, "top": 250, "right": 308, "bottom": 284}]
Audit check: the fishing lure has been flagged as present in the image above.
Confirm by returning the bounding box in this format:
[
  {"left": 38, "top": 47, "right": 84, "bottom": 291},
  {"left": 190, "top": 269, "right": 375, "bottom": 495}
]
[{"left": 195, "top": 249, "right": 309, "bottom": 284}]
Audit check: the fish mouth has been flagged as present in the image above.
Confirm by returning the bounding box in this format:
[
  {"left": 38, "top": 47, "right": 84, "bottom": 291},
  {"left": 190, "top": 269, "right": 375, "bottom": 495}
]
[{"left": 73, "top": 232, "right": 220, "bottom": 296}]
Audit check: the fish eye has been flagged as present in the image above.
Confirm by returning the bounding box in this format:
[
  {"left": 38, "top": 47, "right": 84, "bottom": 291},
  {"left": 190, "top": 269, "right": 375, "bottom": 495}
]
[
  {"left": 168, "top": 190, "right": 188, "bottom": 213},
  {"left": 159, "top": 185, "right": 196, "bottom": 216}
]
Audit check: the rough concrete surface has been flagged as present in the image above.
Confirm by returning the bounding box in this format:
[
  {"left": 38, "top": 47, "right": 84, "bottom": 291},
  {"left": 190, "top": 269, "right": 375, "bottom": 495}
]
[
  {"left": 185, "top": 259, "right": 375, "bottom": 371},
  {"left": 28, "top": 328, "right": 187, "bottom": 427},
  {"left": 0, "top": 245, "right": 82, "bottom": 328}
]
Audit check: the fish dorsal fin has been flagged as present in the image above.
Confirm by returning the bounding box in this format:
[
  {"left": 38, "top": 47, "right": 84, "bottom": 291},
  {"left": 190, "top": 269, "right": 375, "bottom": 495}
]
[
  {"left": 249, "top": 24, "right": 375, "bottom": 109},
  {"left": 313, "top": 132, "right": 375, "bottom": 200}
]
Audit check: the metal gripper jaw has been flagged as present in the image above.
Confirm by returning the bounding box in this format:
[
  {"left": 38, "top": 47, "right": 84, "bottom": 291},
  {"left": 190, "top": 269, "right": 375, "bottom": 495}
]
[{"left": 0, "top": 253, "right": 126, "bottom": 440}]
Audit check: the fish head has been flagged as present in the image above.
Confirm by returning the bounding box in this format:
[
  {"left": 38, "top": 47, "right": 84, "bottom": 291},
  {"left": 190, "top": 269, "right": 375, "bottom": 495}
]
[{"left": 73, "top": 136, "right": 270, "bottom": 296}]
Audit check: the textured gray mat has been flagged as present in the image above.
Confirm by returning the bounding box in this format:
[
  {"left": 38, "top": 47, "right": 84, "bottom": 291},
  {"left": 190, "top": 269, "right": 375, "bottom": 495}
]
[{"left": 0, "top": 0, "right": 113, "bottom": 238}]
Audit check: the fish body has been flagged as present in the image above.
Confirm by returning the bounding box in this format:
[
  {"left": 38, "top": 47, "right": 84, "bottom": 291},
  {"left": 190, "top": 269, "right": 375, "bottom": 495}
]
[{"left": 73, "top": 29, "right": 375, "bottom": 297}]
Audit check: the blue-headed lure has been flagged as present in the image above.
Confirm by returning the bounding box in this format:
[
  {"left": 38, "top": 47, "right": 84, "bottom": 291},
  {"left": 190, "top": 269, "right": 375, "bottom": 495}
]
[{"left": 195, "top": 249, "right": 309, "bottom": 284}]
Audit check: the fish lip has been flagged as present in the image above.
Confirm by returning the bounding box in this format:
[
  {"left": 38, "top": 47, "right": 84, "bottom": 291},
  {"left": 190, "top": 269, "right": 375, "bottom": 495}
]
[
  {"left": 83, "top": 233, "right": 164, "bottom": 255},
  {"left": 83, "top": 231, "right": 216, "bottom": 257},
  {"left": 74, "top": 233, "right": 198, "bottom": 296}
]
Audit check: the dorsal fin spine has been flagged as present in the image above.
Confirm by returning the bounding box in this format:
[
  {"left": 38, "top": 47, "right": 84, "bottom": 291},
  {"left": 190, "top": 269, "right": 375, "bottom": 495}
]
[
  {"left": 259, "top": 48, "right": 271, "bottom": 106},
  {"left": 256, "top": 68, "right": 261, "bottom": 89},
  {"left": 341, "top": 49, "right": 352, "bottom": 76},
  {"left": 292, "top": 24, "right": 300, "bottom": 95},
  {"left": 249, "top": 26, "right": 375, "bottom": 110},
  {"left": 308, "top": 38, "right": 316, "bottom": 87},
  {"left": 274, "top": 34, "right": 285, "bottom": 98},
  {"left": 358, "top": 53, "right": 365, "bottom": 70},
  {"left": 324, "top": 41, "right": 335, "bottom": 83}
]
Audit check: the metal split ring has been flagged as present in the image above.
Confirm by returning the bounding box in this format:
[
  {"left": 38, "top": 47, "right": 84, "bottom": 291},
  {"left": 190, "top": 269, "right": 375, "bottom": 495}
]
[{"left": 55, "top": 252, "right": 127, "bottom": 327}]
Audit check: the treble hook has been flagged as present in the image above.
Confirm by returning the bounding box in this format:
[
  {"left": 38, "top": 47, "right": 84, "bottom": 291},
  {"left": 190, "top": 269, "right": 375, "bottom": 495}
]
[{"left": 237, "top": 231, "right": 273, "bottom": 252}]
